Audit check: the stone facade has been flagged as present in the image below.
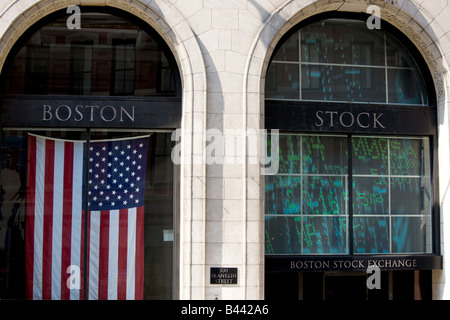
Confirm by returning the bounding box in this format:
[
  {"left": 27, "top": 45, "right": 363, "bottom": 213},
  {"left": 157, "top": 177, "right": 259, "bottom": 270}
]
[{"left": 1, "top": 0, "right": 450, "bottom": 299}]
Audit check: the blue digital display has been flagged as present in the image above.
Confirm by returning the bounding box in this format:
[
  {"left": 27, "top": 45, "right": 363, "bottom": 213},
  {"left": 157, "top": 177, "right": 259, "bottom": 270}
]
[{"left": 265, "top": 135, "right": 432, "bottom": 255}]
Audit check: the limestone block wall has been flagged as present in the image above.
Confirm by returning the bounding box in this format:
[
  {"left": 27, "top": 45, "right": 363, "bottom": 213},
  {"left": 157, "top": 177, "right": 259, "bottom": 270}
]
[{"left": 0, "top": 0, "right": 449, "bottom": 300}]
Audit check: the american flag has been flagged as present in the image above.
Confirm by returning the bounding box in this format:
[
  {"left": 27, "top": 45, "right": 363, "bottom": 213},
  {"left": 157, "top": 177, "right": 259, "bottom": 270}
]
[
  {"left": 26, "top": 134, "right": 149, "bottom": 300},
  {"left": 87, "top": 137, "right": 148, "bottom": 212}
]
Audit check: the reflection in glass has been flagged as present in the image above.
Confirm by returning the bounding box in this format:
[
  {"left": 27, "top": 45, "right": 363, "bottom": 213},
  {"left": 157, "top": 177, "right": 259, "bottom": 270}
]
[
  {"left": 301, "top": 65, "right": 386, "bottom": 103},
  {"left": 302, "top": 135, "right": 347, "bottom": 174},
  {"left": 390, "top": 177, "right": 430, "bottom": 215},
  {"left": 353, "top": 177, "right": 388, "bottom": 215},
  {"left": 351, "top": 136, "right": 431, "bottom": 253},
  {"left": 392, "top": 217, "right": 431, "bottom": 253},
  {"left": 352, "top": 137, "right": 388, "bottom": 175},
  {"left": 265, "top": 63, "right": 299, "bottom": 99},
  {"left": 388, "top": 69, "right": 428, "bottom": 105},
  {"left": 300, "top": 19, "right": 385, "bottom": 66},
  {"left": 273, "top": 33, "right": 299, "bottom": 62},
  {"left": 2, "top": 13, "right": 176, "bottom": 97},
  {"left": 389, "top": 138, "right": 428, "bottom": 176},
  {"left": 265, "top": 176, "right": 301, "bottom": 214},
  {"left": 71, "top": 42, "right": 93, "bottom": 95},
  {"left": 302, "top": 176, "right": 347, "bottom": 215},
  {"left": 265, "top": 134, "right": 432, "bottom": 255},
  {"left": 385, "top": 33, "right": 419, "bottom": 68},
  {"left": 276, "top": 135, "right": 301, "bottom": 174},
  {"left": 265, "top": 216, "right": 348, "bottom": 255},
  {"left": 265, "top": 216, "right": 302, "bottom": 254},
  {"left": 266, "top": 18, "right": 429, "bottom": 105},
  {"left": 353, "top": 217, "right": 389, "bottom": 253},
  {"left": 302, "top": 216, "right": 347, "bottom": 254}
]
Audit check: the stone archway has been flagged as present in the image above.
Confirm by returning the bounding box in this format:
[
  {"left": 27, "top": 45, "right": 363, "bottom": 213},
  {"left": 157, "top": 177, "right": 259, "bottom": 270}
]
[
  {"left": 0, "top": 0, "right": 209, "bottom": 300},
  {"left": 242, "top": 0, "right": 449, "bottom": 300}
]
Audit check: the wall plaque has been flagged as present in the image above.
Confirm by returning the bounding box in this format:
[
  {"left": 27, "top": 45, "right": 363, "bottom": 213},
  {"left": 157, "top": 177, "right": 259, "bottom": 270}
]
[{"left": 210, "top": 267, "right": 238, "bottom": 285}]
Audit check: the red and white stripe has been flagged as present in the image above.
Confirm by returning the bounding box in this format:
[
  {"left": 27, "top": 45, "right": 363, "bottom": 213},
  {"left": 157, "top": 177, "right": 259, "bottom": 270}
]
[
  {"left": 26, "top": 134, "right": 84, "bottom": 300},
  {"left": 26, "top": 135, "right": 144, "bottom": 300},
  {"left": 86, "top": 208, "right": 144, "bottom": 300}
]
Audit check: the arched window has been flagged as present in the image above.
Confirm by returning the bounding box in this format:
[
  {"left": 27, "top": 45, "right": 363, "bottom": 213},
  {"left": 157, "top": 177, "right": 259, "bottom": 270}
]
[
  {"left": 0, "top": 8, "right": 180, "bottom": 300},
  {"left": 1, "top": 10, "right": 178, "bottom": 97},
  {"left": 265, "top": 18, "right": 429, "bottom": 105},
  {"left": 264, "top": 15, "right": 440, "bottom": 271}
]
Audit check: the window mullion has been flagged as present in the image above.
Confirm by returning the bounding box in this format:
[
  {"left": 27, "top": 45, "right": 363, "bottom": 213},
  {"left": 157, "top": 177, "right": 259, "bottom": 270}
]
[
  {"left": 384, "top": 33, "right": 389, "bottom": 104},
  {"left": 388, "top": 137, "right": 392, "bottom": 254},
  {"left": 299, "top": 30, "right": 302, "bottom": 101},
  {"left": 348, "top": 134, "right": 354, "bottom": 256},
  {"left": 300, "top": 134, "right": 304, "bottom": 255}
]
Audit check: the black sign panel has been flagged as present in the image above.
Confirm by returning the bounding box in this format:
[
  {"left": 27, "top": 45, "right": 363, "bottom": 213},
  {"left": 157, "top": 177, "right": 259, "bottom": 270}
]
[
  {"left": 265, "top": 101, "right": 437, "bottom": 135},
  {"left": 210, "top": 267, "right": 238, "bottom": 285},
  {"left": 265, "top": 255, "right": 442, "bottom": 272},
  {"left": 1, "top": 95, "right": 181, "bottom": 128}
]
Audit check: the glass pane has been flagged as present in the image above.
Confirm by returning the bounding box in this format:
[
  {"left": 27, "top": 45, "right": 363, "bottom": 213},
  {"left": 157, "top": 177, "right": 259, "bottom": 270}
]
[
  {"left": 158, "top": 53, "right": 175, "bottom": 93},
  {"left": 71, "top": 44, "right": 93, "bottom": 95},
  {"left": 264, "top": 134, "right": 434, "bottom": 256},
  {"left": 265, "top": 63, "right": 299, "bottom": 99},
  {"left": 353, "top": 217, "right": 390, "bottom": 253},
  {"left": 273, "top": 33, "right": 299, "bottom": 62},
  {"left": 265, "top": 19, "right": 430, "bottom": 105},
  {"left": 301, "top": 65, "right": 386, "bottom": 103},
  {"left": 115, "top": 45, "right": 125, "bottom": 69},
  {"left": 302, "top": 135, "right": 348, "bottom": 174},
  {"left": 302, "top": 176, "right": 347, "bottom": 215},
  {"left": 392, "top": 217, "right": 431, "bottom": 253},
  {"left": 302, "top": 216, "right": 347, "bottom": 254},
  {"left": 301, "top": 64, "right": 322, "bottom": 91},
  {"left": 125, "top": 44, "right": 135, "bottom": 69},
  {"left": 115, "top": 70, "right": 125, "bottom": 91},
  {"left": 25, "top": 46, "right": 50, "bottom": 94},
  {"left": 0, "top": 129, "right": 86, "bottom": 299},
  {"left": 0, "top": 133, "right": 28, "bottom": 298},
  {"left": 388, "top": 69, "right": 428, "bottom": 105},
  {"left": 386, "top": 33, "right": 419, "bottom": 68},
  {"left": 390, "top": 138, "right": 429, "bottom": 176},
  {"left": 301, "top": 20, "right": 385, "bottom": 66},
  {"left": 352, "top": 137, "right": 388, "bottom": 175},
  {"left": 265, "top": 216, "right": 302, "bottom": 254},
  {"left": 391, "top": 177, "right": 431, "bottom": 215},
  {"left": 277, "top": 134, "right": 301, "bottom": 174},
  {"left": 2, "top": 13, "right": 176, "bottom": 97},
  {"left": 265, "top": 175, "right": 301, "bottom": 214},
  {"left": 353, "top": 177, "right": 389, "bottom": 215}
]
